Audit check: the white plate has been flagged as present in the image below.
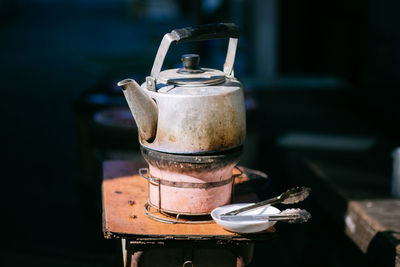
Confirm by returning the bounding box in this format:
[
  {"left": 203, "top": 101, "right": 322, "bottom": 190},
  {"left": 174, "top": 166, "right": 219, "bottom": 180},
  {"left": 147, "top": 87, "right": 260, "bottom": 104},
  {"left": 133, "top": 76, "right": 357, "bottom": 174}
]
[{"left": 211, "top": 203, "right": 280, "bottom": 233}]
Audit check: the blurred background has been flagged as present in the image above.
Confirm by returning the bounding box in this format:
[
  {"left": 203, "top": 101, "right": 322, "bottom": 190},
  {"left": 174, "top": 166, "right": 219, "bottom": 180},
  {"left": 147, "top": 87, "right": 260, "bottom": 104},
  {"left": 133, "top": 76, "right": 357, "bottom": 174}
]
[{"left": 1, "top": 0, "right": 399, "bottom": 266}]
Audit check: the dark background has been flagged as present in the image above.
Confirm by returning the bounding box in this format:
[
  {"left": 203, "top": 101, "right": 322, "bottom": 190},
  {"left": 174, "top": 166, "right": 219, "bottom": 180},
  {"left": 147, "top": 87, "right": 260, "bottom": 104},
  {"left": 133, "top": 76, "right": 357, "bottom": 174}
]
[{"left": 1, "top": 0, "right": 399, "bottom": 266}]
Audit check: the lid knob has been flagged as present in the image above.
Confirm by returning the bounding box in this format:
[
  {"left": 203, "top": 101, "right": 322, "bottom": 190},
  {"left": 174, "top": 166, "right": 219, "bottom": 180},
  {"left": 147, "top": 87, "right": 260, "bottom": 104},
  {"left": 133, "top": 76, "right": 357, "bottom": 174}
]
[{"left": 181, "top": 54, "right": 200, "bottom": 70}]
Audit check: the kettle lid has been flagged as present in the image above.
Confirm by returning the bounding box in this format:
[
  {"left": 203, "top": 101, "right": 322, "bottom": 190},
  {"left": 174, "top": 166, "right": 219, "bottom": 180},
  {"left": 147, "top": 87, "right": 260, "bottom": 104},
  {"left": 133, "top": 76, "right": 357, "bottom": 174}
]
[{"left": 157, "top": 54, "right": 226, "bottom": 87}]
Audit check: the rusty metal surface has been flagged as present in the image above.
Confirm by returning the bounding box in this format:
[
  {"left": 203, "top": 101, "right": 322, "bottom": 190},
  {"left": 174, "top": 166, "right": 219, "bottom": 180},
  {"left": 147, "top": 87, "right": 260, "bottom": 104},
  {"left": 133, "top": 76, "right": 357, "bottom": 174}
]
[
  {"left": 102, "top": 160, "right": 275, "bottom": 242},
  {"left": 140, "top": 145, "right": 243, "bottom": 172}
]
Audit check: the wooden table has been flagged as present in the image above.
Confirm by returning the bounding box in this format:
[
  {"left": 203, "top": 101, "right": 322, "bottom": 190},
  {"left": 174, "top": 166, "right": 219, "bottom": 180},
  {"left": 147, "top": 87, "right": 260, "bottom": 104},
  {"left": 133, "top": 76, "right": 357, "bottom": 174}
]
[
  {"left": 292, "top": 155, "right": 400, "bottom": 267},
  {"left": 102, "top": 160, "right": 275, "bottom": 266}
]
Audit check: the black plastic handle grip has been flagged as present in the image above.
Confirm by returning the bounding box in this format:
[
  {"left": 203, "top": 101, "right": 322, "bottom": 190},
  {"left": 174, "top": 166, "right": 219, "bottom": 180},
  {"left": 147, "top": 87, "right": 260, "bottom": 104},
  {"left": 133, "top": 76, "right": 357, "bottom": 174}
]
[{"left": 171, "top": 23, "right": 240, "bottom": 43}]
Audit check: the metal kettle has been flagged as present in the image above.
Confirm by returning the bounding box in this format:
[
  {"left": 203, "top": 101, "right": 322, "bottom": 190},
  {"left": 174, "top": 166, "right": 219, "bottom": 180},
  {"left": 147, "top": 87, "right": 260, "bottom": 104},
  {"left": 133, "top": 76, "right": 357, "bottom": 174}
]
[{"left": 118, "top": 23, "right": 246, "bottom": 154}]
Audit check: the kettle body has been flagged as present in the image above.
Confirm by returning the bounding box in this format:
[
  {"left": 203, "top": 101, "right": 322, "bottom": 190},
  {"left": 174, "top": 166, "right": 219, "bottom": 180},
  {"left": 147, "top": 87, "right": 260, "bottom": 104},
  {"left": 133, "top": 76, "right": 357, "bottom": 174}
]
[{"left": 140, "top": 78, "right": 245, "bottom": 154}]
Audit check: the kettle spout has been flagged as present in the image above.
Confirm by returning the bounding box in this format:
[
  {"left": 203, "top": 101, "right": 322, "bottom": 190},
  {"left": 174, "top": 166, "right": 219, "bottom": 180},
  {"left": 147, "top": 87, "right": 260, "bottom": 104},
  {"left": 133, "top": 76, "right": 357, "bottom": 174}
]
[{"left": 117, "top": 79, "right": 158, "bottom": 142}]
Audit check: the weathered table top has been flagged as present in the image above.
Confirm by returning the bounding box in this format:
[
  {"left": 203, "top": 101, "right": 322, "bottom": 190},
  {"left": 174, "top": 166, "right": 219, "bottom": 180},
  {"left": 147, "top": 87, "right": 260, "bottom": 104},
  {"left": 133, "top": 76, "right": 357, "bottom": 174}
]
[
  {"left": 102, "top": 160, "right": 275, "bottom": 243},
  {"left": 300, "top": 157, "right": 400, "bottom": 267}
]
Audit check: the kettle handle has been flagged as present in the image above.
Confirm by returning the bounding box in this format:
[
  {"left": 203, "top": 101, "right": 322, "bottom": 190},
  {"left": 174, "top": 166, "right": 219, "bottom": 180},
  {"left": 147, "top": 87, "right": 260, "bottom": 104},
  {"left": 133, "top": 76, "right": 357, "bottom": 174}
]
[
  {"left": 148, "top": 23, "right": 240, "bottom": 90},
  {"left": 172, "top": 23, "right": 240, "bottom": 43}
]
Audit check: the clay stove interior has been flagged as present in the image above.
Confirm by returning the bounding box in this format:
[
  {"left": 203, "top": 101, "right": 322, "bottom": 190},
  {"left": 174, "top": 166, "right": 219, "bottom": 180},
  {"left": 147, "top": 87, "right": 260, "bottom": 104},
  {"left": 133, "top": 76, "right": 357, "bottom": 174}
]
[{"left": 138, "top": 146, "right": 244, "bottom": 222}]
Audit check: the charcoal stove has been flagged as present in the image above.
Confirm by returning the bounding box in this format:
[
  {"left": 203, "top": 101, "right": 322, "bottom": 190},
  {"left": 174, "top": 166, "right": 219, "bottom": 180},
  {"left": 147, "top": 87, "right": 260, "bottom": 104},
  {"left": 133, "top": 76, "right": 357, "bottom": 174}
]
[{"left": 138, "top": 146, "right": 245, "bottom": 223}]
